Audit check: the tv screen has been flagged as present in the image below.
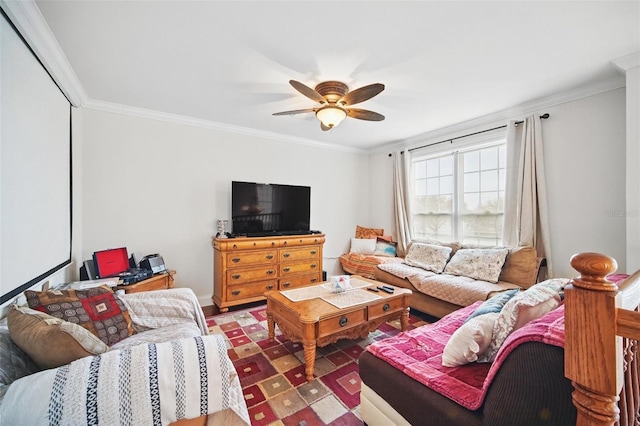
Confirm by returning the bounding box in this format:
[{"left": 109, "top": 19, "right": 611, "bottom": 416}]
[{"left": 231, "top": 181, "right": 310, "bottom": 236}]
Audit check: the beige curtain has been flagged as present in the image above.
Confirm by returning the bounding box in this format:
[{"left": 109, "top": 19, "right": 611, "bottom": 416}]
[
  {"left": 392, "top": 151, "right": 412, "bottom": 256},
  {"left": 503, "top": 115, "right": 553, "bottom": 276}
]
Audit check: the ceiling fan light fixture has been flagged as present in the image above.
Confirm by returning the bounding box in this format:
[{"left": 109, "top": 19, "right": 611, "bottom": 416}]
[{"left": 316, "top": 105, "right": 347, "bottom": 128}]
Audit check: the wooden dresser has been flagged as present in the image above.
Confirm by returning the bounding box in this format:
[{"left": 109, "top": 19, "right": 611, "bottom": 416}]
[{"left": 212, "top": 234, "right": 325, "bottom": 312}]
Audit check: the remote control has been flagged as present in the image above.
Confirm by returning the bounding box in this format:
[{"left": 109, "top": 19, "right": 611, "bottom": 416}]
[
  {"left": 366, "top": 287, "right": 380, "bottom": 292},
  {"left": 377, "top": 286, "right": 394, "bottom": 294}
]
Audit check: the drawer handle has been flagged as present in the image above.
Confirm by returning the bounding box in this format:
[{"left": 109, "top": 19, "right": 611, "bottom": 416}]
[
  {"left": 282, "top": 282, "right": 291, "bottom": 288},
  {"left": 231, "top": 257, "right": 241, "bottom": 263},
  {"left": 253, "top": 242, "right": 256, "bottom": 246},
  {"left": 233, "top": 244, "right": 237, "bottom": 249},
  {"left": 271, "top": 242, "right": 275, "bottom": 246},
  {"left": 311, "top": 264, "right": 317, "bottom": 268},
  {"left": 310, "top": 250, "right": 317, "bottom": 255},
  {"left": 311, "top": 278, "right": 317, "bottom": 283},
  {"left": 283, "top": 241, "right": 288, "bottom": 245},
  {"left": 339, "top": 317, "right": 348, "bottom": 327},
  {"left": 383, "top": 303, "right": 390, "bottom": 312},
  {"left": 232, "top": 290, "right": 240, "bottom": 296},
  {"left": 266, "top": 270, "right": 275, "bottom": 275},
  {"left": 283, "top": 267, "right": 290, "bottom": 272},
  {"left": 283, "top": 253, "right": 290, "bottom": 258},
  {"left": 266, "top": 285, "right": 274, "bottom": 290},
  {"left": 266, "top": 254, "right": 274, "bottom": 260},
  {"left": 232, "top": 274, "right": 241, "bottom": 280}
]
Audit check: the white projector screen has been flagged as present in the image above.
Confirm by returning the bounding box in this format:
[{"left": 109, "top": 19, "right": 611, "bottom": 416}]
[{"left": 1, "top": 11, "right": 72, "bottom": 304}]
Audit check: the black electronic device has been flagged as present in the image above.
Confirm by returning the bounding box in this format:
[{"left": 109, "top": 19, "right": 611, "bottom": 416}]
[
  {"left": 140, "top": 254, "right": 167, "bottom": 275},
  {"left": 231, "top": 181, "right": 311, "bottom": 237},
  {"left": 119, "top": 268, "right": 153, "bottom": 285}
]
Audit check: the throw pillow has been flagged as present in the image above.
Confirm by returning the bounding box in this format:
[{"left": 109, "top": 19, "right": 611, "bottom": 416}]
[
  {"left": 498, "top": 246, "right": 540, "bottom": 286},
  {"left": 7, "top": 305, "right": 110, "bottom": 369},
  {"left": 404, "top": 243, "right": 452, "bottom": 273},
  {"left": 355, "top": 225, "right": 384, "bottom": 239},
  {"left": 349, "top": 238, "right": 377, "bottom": 255},
  {"left": 442, "top": 312, "right": 498, "bottom": 367},
  {"left": 480, "top": 278, "right": 567, "bottom": 362},
  {"left": 443, "top": 248, "right": 509, "bottom": 283},
  {"left": 373, "top": 237, "right": 397, "bottom": 257},
  {"left": 464, "top": 289, "right": 519, "bottom": 323},
  {"left": 24, "top": 285, "right": 134, "bottom": 346}
]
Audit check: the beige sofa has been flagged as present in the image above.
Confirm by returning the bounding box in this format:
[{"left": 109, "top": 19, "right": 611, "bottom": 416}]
[{"left": 374, "top": 241, "right": 543, "bottom": 318}]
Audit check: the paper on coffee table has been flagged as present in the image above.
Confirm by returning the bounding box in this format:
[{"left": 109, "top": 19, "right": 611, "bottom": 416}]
[{"left": 280, "top": 277, "right": 375, "bottom": 302}]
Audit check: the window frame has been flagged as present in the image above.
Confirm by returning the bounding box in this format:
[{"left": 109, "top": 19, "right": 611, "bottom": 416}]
[{"left": 409, "top": 128, "right": 507, "bottom": 244}]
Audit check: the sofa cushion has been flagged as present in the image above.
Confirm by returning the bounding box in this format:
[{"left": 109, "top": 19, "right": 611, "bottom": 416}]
[
  {"left": 464, "top": 289, "right": 519, "bottom": 323},
  {"left": 444, "top": 248, "right": 509, "bottom": 283},
  {"left": 373, "top": 237, "right": 397, "bottom": 257},
  {"left": 480, "top": 279, "right": 567, "bottom": 362},
  {"left": 499, "top": 246, "right": 540, "bottom": 287},
  {"left": 405, "top": 243, "right": 452, "bottom": 273},
  {"left": 350, "top": 238, "right": 377, "bottom": 254},
  {"left": 24, "top": 285, "right": 134, "bottom": 346},
  {"left": 7, "top": 305, "right": 110, "bottom": 369},
  {"left": 442, "top": 312, "right": 498, "bottom": 367},
  {"left": 0, "top": 325, "right": 40, "bottom": 400},
  {"left": 355, "top": 225, "right": 384, "bottom": 239}
]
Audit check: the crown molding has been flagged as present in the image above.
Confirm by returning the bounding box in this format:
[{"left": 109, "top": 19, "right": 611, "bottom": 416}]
[
  {"left": 374, "top": 75, "right": 626, "bottom": 155},
  {"left": 1, "top": 0, "right": 87, "bottom": 106},
  {"left": 612, "top": 52, "right": 640, "bottom": 73},
  {"left": 83, "top": 99, "right": 367, "bottom": 155}
]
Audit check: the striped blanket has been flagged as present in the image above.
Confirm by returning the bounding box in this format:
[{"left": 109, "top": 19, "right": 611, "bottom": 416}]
[{"left": 0, "top": 334, "right": 250, "bottom": 425}]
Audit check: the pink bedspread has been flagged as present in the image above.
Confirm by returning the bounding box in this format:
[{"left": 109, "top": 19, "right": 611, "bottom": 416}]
[{"left": 365, "top": 302, "right": 566, "bottom": 410}]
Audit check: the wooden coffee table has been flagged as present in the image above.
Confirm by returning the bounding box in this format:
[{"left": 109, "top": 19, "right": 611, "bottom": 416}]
[{"left": 265, "top": 276, "right": 411, "bottom": 382}]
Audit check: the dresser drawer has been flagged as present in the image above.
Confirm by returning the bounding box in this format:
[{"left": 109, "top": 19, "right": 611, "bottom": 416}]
[
  {"left": 227, "top": 266, "right": 277, "bottom": 283},
  {"left": 226, "top": 250, "right": 277, "bottom": 267},
  {"left": 227, "top": 281, "right": 278, "bottom": 301},
  {"left": 318, "top": 309, "right": 366, "bottom": 338},
  {"left": 220, "top": 239, "right": 279, "bottom": 251},
  {"left": 368, "top": 297, "right": 405, "bottom": 320},
  {"left": 280, "top": 236, "right": 325, "bottom": 248},
  {"left": 279, "top": 246, "right": 320, "bottom": 262},
  {"left": 279, "top": 273, "right": 322, "bottom": 290},
  {"left": 280, "top": 261, "right": 320, "bottom": 275}
]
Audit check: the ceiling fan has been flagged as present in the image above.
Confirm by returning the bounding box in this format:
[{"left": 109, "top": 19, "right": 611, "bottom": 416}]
[{"left": 273, "top": 80, "right": 385, "bottom": 131}]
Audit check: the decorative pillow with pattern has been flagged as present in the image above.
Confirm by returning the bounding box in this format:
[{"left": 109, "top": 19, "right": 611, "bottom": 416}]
[
  {"left": 24, "top": 285, "right": 134, "bottom": 346},
  {"left": 464, "top": 289, "right": 519, "bottom": 323},
  {"left": 443, "top": 248, "right": 509, "bottom": 283},
  {"left": 373, "top": 237, "right": 397, "bottom": 257},
  {"left": 355, "top": 225, "right": 384, "bottom": 239},
  {"left": 479, "top": 278, "right": 567, "bottom": 362},
  {"left": 404, "top": 243, "right": 452, "bottom": 273}
]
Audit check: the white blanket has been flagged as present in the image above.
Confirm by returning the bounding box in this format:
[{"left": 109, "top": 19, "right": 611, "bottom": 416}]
[{"left": 0, "top": 334, "right": 250, "bottom": 426}]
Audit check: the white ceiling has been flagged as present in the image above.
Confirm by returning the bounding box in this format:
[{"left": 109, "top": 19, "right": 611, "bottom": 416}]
[{"left": 26, "top": 1, "right": 640, "bottom": 151}]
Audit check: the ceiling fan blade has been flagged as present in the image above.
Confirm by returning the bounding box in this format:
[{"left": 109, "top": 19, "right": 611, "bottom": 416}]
[
  {"left": 320, "top": 122, "right": 332, "bottom": 131},
  {"left": 272, "top": 108, "right": 316, "bottom": 116},
  {"left": 289, "top": 80, "right": 326, "bottom": 104},
  {"left": 339, "top": 83, "right": 385, "bottom": 106},
  {"left": 347, "top": 108, "right": 385, "bottom": 121}
]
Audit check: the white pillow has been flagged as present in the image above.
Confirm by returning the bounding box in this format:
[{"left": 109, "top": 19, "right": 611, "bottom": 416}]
[
  {"left": 480, "top": 279, "right": 566, "bottom": 362},
  {"left": 443, "top": 248, "right": 509, "bottom": 283},
  {"left": 349, "top": 238, "right": 376, "bottom": 255},
  {"left": 442, "top": 312, "right": 498, "bottom": 367},
  {"left": 404, "top": 243, "right": 452, "bottom": 273}
]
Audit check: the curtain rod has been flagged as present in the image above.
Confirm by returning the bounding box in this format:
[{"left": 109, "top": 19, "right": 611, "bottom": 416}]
[{"left": 388, "top": 113, "right": 549, "bottom": 156}]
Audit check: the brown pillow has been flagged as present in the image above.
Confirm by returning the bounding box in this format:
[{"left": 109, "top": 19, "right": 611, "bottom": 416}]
[
  {"left": 355, "top": 225, "right": 384, "bottom": 239},
  {"left": 7, "top": 305, "right": 109, "bottom": 369},
  {"left": 499, "top": 246, "right": 540, "bottom": 287},
  {"left": 24, "top": 285, "right": 134, "bottom": 346}
]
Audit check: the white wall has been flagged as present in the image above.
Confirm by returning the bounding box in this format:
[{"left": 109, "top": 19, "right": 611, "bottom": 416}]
[
  {"left": 77, "top": 109, "right": 372, "bottom": 305},
  {"left": 369, "top": 88, "right": 627, "bottom": 279}
]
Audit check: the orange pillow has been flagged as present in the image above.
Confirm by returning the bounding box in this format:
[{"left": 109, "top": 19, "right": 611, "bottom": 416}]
[{"left": 355, "top": 225, "right": 384, "bottom": 239}]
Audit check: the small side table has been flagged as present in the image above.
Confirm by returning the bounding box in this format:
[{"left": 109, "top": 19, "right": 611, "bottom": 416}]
[{"left": 117, "top": 270, "right": 176, "bottom": 294}]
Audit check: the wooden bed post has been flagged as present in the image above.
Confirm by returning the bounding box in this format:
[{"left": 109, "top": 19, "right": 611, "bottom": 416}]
[{"left": 565, "top": 252, "right": 622, "bottom": 425}]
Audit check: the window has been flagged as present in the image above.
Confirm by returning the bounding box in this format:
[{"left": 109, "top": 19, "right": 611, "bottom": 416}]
[{"left": 411, "top": 138, "right": 506, "bottom": 245}]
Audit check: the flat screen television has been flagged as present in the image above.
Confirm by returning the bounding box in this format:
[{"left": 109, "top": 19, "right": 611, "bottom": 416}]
[{"left": 231, "top": 181, "right": 311, "bottom": 236}]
